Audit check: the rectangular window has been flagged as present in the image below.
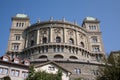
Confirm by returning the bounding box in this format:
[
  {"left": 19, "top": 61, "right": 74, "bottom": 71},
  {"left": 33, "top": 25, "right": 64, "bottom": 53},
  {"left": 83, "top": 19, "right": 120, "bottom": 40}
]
[
  {"left": 92, "top": 46, "right": 100, "bottom": 52},
  {"left": 12, "top": 43, "right": 20, "bottom": 51},
  {"left": 22, "top": 23, "right": 24, "bottom": 27},
  {"left": 16, "top": 23, "right": 19, "bottom": 27},
  {"left": 11, "top": 69, "right": 20, "bottom": 77},
  {"left": 15, "top": 70, "right": 19, "bottom": 77},
  {"left": 15, "top": 34, "right": 21, "bottom": 40},
  {"left": 48, "top": 66, "right": 55, "bottom": 71},
  {"left": 11, "top": 70, "right": 15, "bottom": 76},
  {"left": 0, "top": 68, "right": 3, "bottom": 74},
  {"left": 92, "top": 37, "right": 97, "bottom": 43},
  {"left": 22, "top": 71, "right": 28, "bottom": 78},
  {"left": 3, "top": 68, "right": 8, "bottom": 74},
  {"left": 74, "top": 68, "right": 81, "bottom": 74}
]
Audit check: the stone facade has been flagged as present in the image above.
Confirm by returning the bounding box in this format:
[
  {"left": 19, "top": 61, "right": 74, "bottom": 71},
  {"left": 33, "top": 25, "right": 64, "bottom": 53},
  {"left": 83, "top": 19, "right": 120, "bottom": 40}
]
[{"left": 5, "top": 14, "right": 106, "bottom": 80}]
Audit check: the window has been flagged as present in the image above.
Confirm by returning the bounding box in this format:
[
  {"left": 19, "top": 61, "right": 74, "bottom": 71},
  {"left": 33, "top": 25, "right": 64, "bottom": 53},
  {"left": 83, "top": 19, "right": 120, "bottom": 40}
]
[
  {"left": 91, "top": 37, "right": 97, "bottom": 43},
  {"left": 0, "top": 68, "right": 8, "bottom": 74},
  {"left": 56, "top": 36, "right": 61, "bottom": 43},
  {"left": 57, "top": 47, "right": 60, "bottom": 52},
  {"left": 43, "top": 37, "right": 47, "bottom": 43},
  {"left": 3, "top": 57, "right": 9, "bottom": 61},
  {"left": 25, "top": 61, "right": 30, "bottom": 65},
  {"left": 14, "top": 60, "right": 19, "bottom": 64},
  {"left": 15, "top": 70, "right": 19, "bottom": 77},
  {"left": 3, "top": 68, "right": 8, "bottom": 74},
  {"left": 12, "top": 43, "right": 19, "bottom": 51},
  {"left": 70, "top": 56, "right": 78, "bottom": 59},
  {"left": 39, "top": 55, "right": 47, "bottom": 59},
  {"left": 16, "top": 23, "right": 19, "bottom": 27},
  {"left": 11, "top": 70, "right": 15, "bottom": 76},
  {"left": 22, "top": 23, "right": 24, "bottom": 27},
  {"left": 80, "top": 42, "right": 84, "bottom": 48},
  {"left": 19, "top": 23, "right": 21, "bottom": 27},
  {"left": 89, "top": 25, "right": 97, "bottom": 30},
  {"left": 44, "top": 47, "right": 48, "bottom": 53},
  {"left": 16, "top": 22, "right": 24, "bottom": 27},
  {"left": 0, "top": 68, "right": 3, "bottom": 74},
  {"left": 69, "top": 38, "right": 74, "bottom": 44},
  {"left": 92, "top": 46, "right": 100, "bottom": 52},
  {"left": 22, "top": 71, "right": 28, "bottom": 78},
  {"left": 54, "top": 55, "right": 63, "bottom": 59},
  {"left": 74, "top": 68, "right": 81, "bottom": 74},
  {"left": 93, "top": 70, "right": 99, "bottom": 75},
  {"left": 11, "top": 69, "right": 20, "bottom": 77},
  {"left": 15, "top": 35, "right": 21, "bottom": 40},
  {"left": 48, "top": 66, "right": 55, "bottom": 71}
]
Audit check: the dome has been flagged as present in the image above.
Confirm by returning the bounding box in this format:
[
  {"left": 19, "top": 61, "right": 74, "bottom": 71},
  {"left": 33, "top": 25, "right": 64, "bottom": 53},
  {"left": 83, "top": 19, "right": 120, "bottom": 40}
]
[
  {"left": 84, "top": 16, "right": 97, "bottom": 21},
  {"left": 16, "top": 14, "right": 28, "bottom": 18}
]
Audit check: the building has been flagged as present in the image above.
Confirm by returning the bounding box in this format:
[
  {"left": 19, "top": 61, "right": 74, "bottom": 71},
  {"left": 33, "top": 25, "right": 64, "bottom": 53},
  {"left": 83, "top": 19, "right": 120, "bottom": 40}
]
[
  {"left": 1, "top": 14, "right": 106, "bottom": 80},
  {"left": 0, "top": 55, "right": 29, "bottom": 80},
  {"left": 34, "top": 61, "right": 71, "bottom": 80}
]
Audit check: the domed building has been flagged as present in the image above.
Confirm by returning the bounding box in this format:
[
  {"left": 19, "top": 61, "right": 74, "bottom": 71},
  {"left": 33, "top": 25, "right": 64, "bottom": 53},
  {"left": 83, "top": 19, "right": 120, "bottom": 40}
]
[{"left": 6, "top": 14, "right": 106, "bottom": 80}]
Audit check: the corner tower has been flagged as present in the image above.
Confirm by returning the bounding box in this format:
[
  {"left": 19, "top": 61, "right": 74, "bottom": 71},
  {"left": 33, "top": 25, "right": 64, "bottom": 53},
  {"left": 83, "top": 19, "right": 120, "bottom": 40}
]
[
  {"left": 82, "top": 17, "right": 105, "bottom": 61},
  {"left": 7, "top": 14, "right": 30, "bottom": 59}
]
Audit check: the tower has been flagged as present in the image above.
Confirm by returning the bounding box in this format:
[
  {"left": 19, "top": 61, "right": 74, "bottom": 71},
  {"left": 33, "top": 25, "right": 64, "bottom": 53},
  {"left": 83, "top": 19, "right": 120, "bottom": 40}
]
[
  {"left": 7, "top": 14, "right": 30, "bottom": 59},
  {"left": 82, "top": 17, "right": 105, "bottom": 61}
]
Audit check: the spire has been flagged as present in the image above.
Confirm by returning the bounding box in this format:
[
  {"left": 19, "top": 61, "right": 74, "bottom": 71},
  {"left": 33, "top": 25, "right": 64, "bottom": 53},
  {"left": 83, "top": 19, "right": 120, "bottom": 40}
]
[
  {"left": 62, "top": 17, "right": 65, "bottom": 22},
  {"left": 50, "top": 17, "right": 53, "bottom": 21}
]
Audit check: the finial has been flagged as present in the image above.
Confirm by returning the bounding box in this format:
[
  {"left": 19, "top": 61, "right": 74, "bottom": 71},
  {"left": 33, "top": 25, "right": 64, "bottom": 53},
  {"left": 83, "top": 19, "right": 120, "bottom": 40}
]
[
  {"left": 37, "top": 18, "right": 40, "bottom": 23},
  {"left": 62, "top": 17, "right": 65, "bottom": 22},
  {"left": 74, "top": 20, "right": 77, "bottom": 25},
  {"left": 50, "top": 17, "right": 53, "bottom": 21}
]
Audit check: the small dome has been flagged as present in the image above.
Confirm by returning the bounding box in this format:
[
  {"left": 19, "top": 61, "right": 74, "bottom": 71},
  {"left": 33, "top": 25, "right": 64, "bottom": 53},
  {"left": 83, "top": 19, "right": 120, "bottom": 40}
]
[
  {"left": 16, "top": 14, "right": 28, "bottom": 18},
  {"left": 84, "top": 16, "right": 97, "bottom": 21}
]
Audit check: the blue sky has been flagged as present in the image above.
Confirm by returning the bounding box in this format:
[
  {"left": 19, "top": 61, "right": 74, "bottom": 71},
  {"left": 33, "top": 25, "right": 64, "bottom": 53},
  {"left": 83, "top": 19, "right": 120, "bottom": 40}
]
[{"left": 0, "top": 0, "right": 120, "bottom": 56}]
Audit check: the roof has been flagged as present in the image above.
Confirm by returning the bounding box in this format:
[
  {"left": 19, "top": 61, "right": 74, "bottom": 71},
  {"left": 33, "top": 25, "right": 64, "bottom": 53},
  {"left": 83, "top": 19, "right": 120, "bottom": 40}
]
[
  {"left": 16, "top": 14, "right": 28, "bottom": 18},
  {"left": 34, "top": 61, "right": 71, "bottom": 73},
  {"left": 83, "top": 16, "right": 100, "bottom": 23}
]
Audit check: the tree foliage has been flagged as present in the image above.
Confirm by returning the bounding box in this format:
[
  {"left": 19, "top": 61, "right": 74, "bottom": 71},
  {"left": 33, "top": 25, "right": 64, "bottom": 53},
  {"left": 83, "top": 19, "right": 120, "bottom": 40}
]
[
  {"left": 97, "top": 53, "right": 120, "bottom": 80},
  {"left": 3, "top": 76, "right": 11, "bottom": 80},
  {"left": 26, "top": 65, "right": 62, "bottom": 80}
]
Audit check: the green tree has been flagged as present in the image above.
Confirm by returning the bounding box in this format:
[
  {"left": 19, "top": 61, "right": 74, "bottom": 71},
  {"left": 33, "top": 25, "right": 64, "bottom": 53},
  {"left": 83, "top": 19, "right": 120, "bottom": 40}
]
[
  {"left": 26, "top": 65, "right": 62, "bottom": 80},
  {"left": 3, "top": 76, "right": 11, "bottom": 80},
  {"left": 97, "top": 53, "right": 120, "bottom": 80},
  {"left": 74, "top": 78, "right": 83, "bottom": 80}
]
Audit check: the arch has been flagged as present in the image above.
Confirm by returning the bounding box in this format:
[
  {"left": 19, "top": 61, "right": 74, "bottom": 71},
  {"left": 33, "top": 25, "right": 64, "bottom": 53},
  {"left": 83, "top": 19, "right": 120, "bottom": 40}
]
[
  {"left": 39, "top": 55, "right": 47, "bottom": 59},
  {"left": 31, "top": 40, "right": 34, "bottom": 46},
  {"left": 80, "top": 42, "right": 84, "bottom": 48},
  {"left": 42, "top": 37, "right": 47, "bottom": 43},
  {"left": 54, "top": 54, "right": 63, "bottom": 59},
  {"left": 69, "top": 56, "right": 78, "bottom": 59},
  {"left": 69, "top": 38, "right": 74, "bottom": 44},
  {"left": 56, "top": 36, "right": 61, "bottom": 43}
]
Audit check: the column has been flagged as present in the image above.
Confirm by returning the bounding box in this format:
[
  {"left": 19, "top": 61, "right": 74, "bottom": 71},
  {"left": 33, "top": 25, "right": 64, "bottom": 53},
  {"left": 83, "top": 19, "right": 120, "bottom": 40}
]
[{"left": 37, "top": 29, "right": 40, "bottom": 44}]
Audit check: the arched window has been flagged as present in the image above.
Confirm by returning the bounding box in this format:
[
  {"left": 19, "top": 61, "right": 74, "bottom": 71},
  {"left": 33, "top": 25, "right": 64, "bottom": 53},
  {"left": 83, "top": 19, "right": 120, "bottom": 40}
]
[
  {"left": 69, "top": 38, "right": 74, "bottom": 44},
  {"left": 54, "top": 55, "right": 63, "bottom": 59},
  {"left": 39, "top": 55, "right": 47, "bottom": 59},
  {"left": 43, "top": 37, "right": 47, "bottom": 43},
  {"left": 80, "top": 42, "right": 84, "bottom": 48},
  {"left": 31, "top": 40, "right": 34, "bottom": 46},
  {"left": 56, "top": 36, "right": 61, "bottom": 43},
  {"left": 69, "top": 56, "right": 78, "bottom": 59}
]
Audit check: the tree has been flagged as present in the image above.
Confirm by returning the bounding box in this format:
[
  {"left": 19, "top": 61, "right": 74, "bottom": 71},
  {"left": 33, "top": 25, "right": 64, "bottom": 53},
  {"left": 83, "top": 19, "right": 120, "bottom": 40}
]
[
  {"left": 74, "top": 78, "right": 83, "bottom": 80},
  {"left": 97, "top": 53, "right": 120, "bottom": 80},
  {"left": 26, "top": 65, "right": 62, "bottom": 80},
  {"left": 3, "top": 76, "right": 11, "bottom": 80}
]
